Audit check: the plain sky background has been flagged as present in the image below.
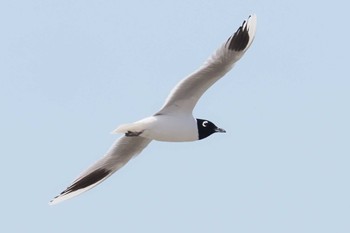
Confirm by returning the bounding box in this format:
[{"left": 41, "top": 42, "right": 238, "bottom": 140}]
[{"left": 1, "top": 0, "right": 349, "bottom": 232}]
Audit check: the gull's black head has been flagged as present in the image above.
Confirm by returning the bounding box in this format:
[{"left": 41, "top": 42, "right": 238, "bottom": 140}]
[{"left": 196, "top": 119, "right": 226, "bottom": 140}]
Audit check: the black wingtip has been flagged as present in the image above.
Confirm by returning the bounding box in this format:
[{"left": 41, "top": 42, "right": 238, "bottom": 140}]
[
  {"left": 226, "top": 18, "right": 251, "bottom": 52},
  {"left": 59, "top": 168, "right": 110, "bottom": 196}
]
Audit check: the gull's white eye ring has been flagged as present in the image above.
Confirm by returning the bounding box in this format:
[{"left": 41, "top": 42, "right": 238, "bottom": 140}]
[{"left": 202, "top": 121, "right": 208, "bottom": 127}]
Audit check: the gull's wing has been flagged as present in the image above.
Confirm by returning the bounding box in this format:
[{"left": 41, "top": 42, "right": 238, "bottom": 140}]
[
  {"left": 156, "top": 15, "right": 257, "bottom": 116},
  {"left": 50, "top": 136, "right": 152, "bottom": 205}
]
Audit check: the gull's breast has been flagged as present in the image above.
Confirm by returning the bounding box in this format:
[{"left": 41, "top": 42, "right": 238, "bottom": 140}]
[{"left": 141, "top": 115, "right": 198, "bottom": 142}]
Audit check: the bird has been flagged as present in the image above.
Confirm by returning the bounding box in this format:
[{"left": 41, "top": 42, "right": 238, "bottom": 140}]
[{"left": 50, "top": 15, "right": 257, "bottom": 205}]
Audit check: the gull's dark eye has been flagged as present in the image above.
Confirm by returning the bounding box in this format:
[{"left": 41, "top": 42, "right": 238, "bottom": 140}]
[{"left": 202, "top": 121, "right": 208, "bottom": 127}]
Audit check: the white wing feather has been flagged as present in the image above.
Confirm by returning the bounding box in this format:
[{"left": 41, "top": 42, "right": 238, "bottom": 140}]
[
  {"left": 156, "top": 15, "right": 257, "bottom": 115},
  {"left": 50, "top": 136, "right": 151, "bottom": 205}
]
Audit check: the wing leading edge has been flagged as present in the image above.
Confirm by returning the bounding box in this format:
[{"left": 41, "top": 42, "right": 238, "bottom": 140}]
[
  {"left": 156, "top": 15, "right": 257, "bottom": 116},
  {"left": 50, "top": 136, "right": 151, "bottom": 205}
]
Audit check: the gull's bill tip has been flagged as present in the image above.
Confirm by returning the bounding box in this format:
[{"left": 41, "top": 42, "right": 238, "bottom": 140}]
[{"left": 215, "top": 127, "right": 226, "bottom": 133}]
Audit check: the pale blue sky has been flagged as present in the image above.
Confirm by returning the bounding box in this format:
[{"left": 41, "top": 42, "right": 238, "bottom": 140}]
[{"left": 1, "top": 1, "right": 349, "bottom": 232}]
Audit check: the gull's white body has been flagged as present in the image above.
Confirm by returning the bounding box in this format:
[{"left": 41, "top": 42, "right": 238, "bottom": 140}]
[
  {"left": 50, "top": 15, "right": 257, "bottom": 205},
  {"left": 115, "top": 114, "right": 198, "bottom": 142}
]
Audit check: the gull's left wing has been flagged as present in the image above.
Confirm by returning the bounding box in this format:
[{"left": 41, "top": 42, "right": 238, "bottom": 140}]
[{"left": 50, "top": 136, "right": 151, "bottom": 205}]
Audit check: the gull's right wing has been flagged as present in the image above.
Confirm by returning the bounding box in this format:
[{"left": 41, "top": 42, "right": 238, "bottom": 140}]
[{"left": 156, "top": 15, "right": 257, "bottom": 116}]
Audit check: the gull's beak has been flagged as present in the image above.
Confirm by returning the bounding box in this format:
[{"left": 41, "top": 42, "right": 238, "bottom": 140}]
[{"left": 215, "top": 127, "right": 226, "bottom": 133}]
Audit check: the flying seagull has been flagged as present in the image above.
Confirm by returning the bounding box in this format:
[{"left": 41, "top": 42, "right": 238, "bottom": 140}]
[{"left": 50, "top": 15, "right": 257, "bottom": 205}]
